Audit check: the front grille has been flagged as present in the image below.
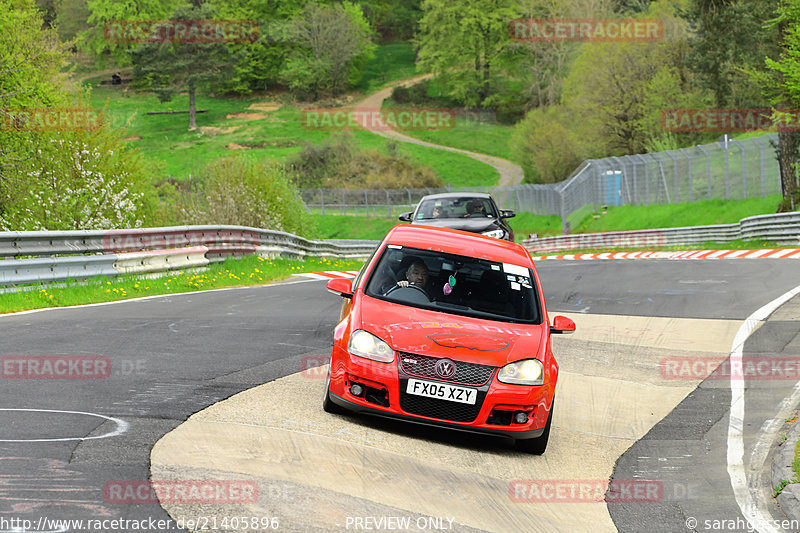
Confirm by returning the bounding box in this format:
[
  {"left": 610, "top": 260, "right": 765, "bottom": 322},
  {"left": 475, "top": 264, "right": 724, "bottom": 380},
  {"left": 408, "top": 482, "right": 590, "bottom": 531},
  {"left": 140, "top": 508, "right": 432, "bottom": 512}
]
[
  {"left": 398, "top": 352, "right": 495, "bottom": 385},
  {"left": 398, "top": 387, "right": 484, "bottom": 423}
]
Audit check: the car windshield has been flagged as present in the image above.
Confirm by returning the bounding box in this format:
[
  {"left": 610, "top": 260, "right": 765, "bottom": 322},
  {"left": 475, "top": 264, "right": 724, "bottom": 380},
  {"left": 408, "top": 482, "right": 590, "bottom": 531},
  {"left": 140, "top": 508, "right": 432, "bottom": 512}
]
[
  {"left": 364, "top": 245, "right": 541, "bottom": 324},
  {"left": 415, "top": 197, "right": 496, "bottom": 220}
]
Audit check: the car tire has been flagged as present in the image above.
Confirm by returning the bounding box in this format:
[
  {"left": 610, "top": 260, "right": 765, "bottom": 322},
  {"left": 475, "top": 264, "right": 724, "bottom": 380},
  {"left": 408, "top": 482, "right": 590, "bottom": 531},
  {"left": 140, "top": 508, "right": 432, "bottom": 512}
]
[
  {"left": 322, "top": 365, "right": 347, "bottom": 415},
  {"left": 515, "top": 398, "right": 553, "bottom": 455}
]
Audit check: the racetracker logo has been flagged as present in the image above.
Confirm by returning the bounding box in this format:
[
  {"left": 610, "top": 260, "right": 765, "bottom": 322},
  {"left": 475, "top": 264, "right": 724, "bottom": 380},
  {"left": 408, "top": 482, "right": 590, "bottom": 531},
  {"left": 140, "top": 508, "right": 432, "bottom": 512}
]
[
  {"left": 660, "top": 108, "right": 800, "bottom": 132},
  {"left": 508, "top": 479, "right": 663, "bottom": 503},
  {"left": 0, "top": 108, "right": 102, "bottom": 131},
  {"left": 2, "top": 356, "right": 112, "bottom": 379},
  {"left": 660, "top": 356, "right": 800, "bottom": 380},
  {"left": 104, "top": 19, "right": 259, "bottom": 43},
  {"left": 102, "top": 229, "right": 259, "bottom": 254},
  {"left": 509, "top": 18, "right": 663, "bottom": 42},
  {"left": 104, "top": 480, "right": 258, "bottom": 504},
  {"left": 300, "top": 356, "right": 329, "bottom": 379},
  {"left": 301, "top": 107, "right": 456, "bottom": 131}
]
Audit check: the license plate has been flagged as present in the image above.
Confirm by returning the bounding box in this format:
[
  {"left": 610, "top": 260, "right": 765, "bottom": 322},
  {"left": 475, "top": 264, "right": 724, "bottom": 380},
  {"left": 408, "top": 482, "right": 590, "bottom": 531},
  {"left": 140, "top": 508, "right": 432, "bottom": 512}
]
[{"left": 406, "top": 379, "right": 477, "bottom": 405}]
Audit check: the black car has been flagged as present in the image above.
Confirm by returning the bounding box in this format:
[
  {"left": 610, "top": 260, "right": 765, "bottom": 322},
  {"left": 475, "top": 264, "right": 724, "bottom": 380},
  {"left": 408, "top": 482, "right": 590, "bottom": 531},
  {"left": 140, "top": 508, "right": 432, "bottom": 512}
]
[{"left": 398, "top": 193, "right": 516, "bottom": 241}]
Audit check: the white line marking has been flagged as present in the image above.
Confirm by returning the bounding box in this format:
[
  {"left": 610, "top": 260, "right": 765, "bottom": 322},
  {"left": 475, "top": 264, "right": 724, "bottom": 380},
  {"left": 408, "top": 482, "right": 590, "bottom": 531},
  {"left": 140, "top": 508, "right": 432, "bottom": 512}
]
[
  {"left": 293, "top": 273, "right": 331, "bottom": 280},
  {"left": 728, "top": 283, "right": 800, "bottom": 533},
  {"left": 0, "top": 408, "right": 129, "bottom": 442}
]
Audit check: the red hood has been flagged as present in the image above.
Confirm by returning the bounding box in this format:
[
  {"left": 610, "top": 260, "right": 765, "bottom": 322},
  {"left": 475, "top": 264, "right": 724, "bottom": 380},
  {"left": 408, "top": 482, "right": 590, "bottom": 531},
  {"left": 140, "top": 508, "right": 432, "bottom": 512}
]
[{"left": 357, "top": 295, "right": 546, "bottom": 366}]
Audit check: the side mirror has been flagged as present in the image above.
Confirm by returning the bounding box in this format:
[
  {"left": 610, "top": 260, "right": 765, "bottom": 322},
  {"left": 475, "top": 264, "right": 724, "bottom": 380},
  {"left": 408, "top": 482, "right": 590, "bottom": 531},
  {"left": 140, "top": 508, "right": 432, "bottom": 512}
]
[
  {"left": 550, "top": 315, "right": 575, "bottom": 334},
  {"left": 398, "top": 212, "right": 413, "bottom": 222},
  {"left": 326, "top": 277, "right": 353, "bottom": 298},
  {"left": 500, "top": 209, "right": 516, "bottom": 219}
]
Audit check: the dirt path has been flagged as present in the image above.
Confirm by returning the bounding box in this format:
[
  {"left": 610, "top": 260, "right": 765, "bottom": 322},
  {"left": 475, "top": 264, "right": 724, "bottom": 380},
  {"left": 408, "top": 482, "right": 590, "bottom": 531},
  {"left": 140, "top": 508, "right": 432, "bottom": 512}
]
[{"left": 355, "top": 75, "right": 524, "bottom": 187}]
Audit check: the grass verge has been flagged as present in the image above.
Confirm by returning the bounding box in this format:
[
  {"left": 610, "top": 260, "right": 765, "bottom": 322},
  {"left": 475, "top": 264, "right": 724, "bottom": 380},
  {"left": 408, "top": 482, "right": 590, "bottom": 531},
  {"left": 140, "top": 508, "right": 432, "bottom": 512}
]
[
  {"left": 573, "top": 196, "right": 784, "bottom": 233},
  {"left": 0, "top": 255, "right": 363, "bottom": 315},
  {"left": 306, "top": 215, "right": 399, "bottom": 240}
]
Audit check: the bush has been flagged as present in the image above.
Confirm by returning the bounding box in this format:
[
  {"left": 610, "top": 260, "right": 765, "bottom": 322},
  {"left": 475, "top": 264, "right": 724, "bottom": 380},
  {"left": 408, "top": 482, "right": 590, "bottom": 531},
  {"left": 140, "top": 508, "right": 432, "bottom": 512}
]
[
  {"left": 286, "top": 134, "right": 442, "bottom": 189},
  {"left": 0, "top": 127, "right": 155, "bottom": 230},
  {"left": 511, "top": 106, "right": 588, "bottom": 185},
  {"left": 181, "top": 156, "right": 310, "bottom": 235}
]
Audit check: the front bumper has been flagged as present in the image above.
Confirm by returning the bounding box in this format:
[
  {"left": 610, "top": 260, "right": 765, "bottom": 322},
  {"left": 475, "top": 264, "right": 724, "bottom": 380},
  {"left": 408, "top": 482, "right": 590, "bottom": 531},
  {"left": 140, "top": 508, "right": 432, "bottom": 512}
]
[
  {"left": 328, "top": 346, "right": 553, "bottom": 441},
  {"left": 328, "top": 391, "right": 545, "bottom": 441}
]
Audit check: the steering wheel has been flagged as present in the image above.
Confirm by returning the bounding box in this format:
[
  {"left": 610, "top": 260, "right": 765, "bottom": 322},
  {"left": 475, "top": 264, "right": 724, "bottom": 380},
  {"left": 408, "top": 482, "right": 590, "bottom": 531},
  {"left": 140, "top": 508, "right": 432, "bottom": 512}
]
[{"left": 384, "top": 283, "right": 430, "bottom": 301}]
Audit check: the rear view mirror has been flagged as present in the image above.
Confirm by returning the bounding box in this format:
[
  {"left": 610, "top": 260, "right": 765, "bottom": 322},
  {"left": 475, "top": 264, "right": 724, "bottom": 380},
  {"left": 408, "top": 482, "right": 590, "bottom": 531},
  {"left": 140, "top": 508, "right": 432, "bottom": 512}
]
[
  {"left": 398, "top": 212, "right": 413, "bottom": 222},
  {"left": 550, "top": 315, "right": 576, "bottom": 334},
  {"left": 500, "top": 209, "right": 516, "bottom": 219},
  {"left": 326, "top": 277, "right": 353, "bottom": 298}
]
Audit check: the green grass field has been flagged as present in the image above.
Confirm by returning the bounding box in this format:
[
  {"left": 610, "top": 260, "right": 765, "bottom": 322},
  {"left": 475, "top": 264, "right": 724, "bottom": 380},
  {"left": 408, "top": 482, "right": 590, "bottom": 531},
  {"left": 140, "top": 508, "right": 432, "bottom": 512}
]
[
  {"left": 85, "top": 66, "right": 498, "bottom": 186},
  {"left": 383, "top": 98, "right": 516, "bottom": 161},
  {"left": 1, "top": 255, "right": 363, "bottom": 314}
]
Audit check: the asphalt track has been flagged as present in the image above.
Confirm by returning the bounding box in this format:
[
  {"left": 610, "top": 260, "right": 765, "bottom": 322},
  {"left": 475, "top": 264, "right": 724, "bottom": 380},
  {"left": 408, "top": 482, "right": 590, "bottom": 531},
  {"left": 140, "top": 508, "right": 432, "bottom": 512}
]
[{"left": 0, "top": 259, "right": 798, "bottom": 532}]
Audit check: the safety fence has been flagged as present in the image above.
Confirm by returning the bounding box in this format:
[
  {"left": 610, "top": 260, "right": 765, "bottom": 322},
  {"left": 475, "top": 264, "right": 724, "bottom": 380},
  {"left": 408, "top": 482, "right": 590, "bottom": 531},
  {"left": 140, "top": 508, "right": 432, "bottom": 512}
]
[
  {"left": 0, "top": 226, "right": 378, "bottom": 287},
  {"left": 299, "top": 134, "right": 782, "bottom": 234},
  {"left": 523, "top": 211, "right": 800, "bottom": 253}
]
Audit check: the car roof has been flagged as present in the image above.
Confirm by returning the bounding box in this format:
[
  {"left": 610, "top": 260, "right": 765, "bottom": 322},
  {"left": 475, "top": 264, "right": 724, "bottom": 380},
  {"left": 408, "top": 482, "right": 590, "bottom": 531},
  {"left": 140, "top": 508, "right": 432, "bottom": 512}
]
[
  {"left": 418, "top": 192, "right": 493, "bottom": 201},
  {"left": 383, "top": 224, "right": 532, "bottom": 265}
]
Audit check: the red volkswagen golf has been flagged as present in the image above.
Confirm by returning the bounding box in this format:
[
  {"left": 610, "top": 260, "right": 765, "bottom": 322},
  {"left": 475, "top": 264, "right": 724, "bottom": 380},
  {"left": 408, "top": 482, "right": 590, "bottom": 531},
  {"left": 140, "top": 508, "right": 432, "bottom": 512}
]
[{"left": 323, "top": 225, "right": 574, "bottom": 454}]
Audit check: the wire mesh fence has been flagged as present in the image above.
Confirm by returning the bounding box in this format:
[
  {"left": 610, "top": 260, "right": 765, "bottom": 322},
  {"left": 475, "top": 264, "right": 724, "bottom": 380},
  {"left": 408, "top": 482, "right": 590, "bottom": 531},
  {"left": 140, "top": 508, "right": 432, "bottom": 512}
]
[{"left": 299, "top": 134, "right": 782, "bottom": 233}]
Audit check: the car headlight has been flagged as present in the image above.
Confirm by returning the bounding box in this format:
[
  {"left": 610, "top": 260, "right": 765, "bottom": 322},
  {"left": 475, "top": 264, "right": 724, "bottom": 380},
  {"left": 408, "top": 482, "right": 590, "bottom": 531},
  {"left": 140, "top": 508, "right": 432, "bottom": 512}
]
[
  {"left": 497, "top": 359, "right": 544, "bottom": 385},
  {"left": 348, "top": 330, "right": 395, "bottom": 363},
  {"left": 482, "top": 229, "right": 505, "bottom": 239}
]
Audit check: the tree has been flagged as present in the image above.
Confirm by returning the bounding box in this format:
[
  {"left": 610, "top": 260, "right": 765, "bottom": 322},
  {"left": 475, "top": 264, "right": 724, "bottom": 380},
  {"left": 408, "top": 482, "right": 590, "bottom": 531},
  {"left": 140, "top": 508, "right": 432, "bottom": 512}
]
[
  {"left": 280, "top": 2, "right": 376, "bottom": 98},
  {"left": 206, "top": 0, "right": 305, "bottom": 94},
  {"left": 416, "top": 0, "right": 518, "bottom": 107},
  {"left": 82, "top": 0, "right": 181, "bottom": 66},
  {"left": 756, "top": 0, "right": 800, "bottom": 210},
  {"left": 0, "top": 0, "right": 154, "bottom": 230},
  {"left": 0, "top": 0, "right": 68, "bottom": 175},
  {"left": 55, "top": 0, "right": 92, "bottom": 42},
  {"left": 129, "top": 4, "right": 235, "bottom": 131},
  {"left": 560, "top": 0, "right": 705, "bottom": 155},
  {"left": 360, "top": 0, "right": 422, "bottom": 40},
  {"left": 685, "top": 0, "right": 779, "bottom": 108}
]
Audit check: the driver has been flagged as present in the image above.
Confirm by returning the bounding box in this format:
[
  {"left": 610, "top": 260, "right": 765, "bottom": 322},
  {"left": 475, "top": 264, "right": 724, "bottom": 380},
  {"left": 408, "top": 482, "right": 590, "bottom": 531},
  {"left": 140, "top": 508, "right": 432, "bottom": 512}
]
[
  {"left": 393, "top": 259, "right": 430, "bottom": 294},
  {"left": 463, "top": 199, "right": 486, "bottom": 217}
]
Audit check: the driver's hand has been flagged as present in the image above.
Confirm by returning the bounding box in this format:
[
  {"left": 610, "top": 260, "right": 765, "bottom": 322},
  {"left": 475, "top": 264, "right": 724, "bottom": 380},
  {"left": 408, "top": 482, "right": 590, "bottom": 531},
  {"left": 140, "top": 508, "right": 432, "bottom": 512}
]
[{"left": 397, "top": 281, "right": 410, "bottom": 288}]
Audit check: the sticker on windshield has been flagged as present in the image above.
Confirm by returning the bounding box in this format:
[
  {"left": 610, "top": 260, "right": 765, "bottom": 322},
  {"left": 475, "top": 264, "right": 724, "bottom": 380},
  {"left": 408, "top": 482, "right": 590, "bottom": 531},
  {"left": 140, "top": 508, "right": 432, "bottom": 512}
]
[
  {"left": 388, "top": 245, "right": 402, "bottom": 249},
  {"left": 510, "top": 282, "right": 521, "bottom": 291},
  {"left": 503, "top": 263, "right": 528, "bottom": 276},
  {"left": 491, "top": 264, "right": 501, "bottom": 271}
]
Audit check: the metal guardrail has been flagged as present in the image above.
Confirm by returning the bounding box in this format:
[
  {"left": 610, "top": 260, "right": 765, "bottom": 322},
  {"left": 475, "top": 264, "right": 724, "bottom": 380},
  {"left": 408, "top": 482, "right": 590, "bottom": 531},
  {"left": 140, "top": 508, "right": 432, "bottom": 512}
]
[
  {"left": 0, "top": 225, "right": 379, "bottom": 287},
  {"left": 0, "top": 255, "right": 119, "bottom": 286},
  {"left": 523, "top": 211, "right": 800, "bottom": 253}
]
